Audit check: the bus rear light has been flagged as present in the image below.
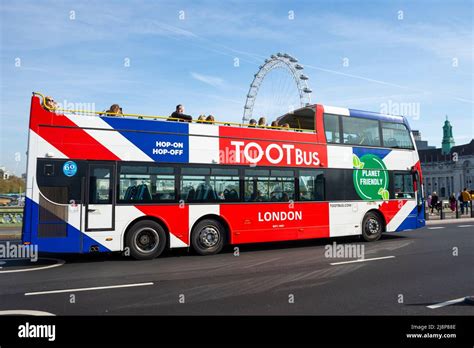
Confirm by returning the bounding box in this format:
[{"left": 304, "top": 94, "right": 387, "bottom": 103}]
[{"left": 105, "top": 237, "right": 113, "bottom": 241}]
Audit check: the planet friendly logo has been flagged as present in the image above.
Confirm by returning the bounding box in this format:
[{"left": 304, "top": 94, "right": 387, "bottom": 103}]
[{"left": 353, "top": 154, "right": 389, "bottom": 200}]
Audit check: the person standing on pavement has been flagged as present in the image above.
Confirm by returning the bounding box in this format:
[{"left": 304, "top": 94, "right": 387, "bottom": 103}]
[
  {"left": 430, "top": 192, "right": 439, "bottom": 214},
  {"left": 461, "top": 188, "right": 471, "bottom": 214},
  {"left": 449, "top": 193, "right": 457, "bottom": 212}
]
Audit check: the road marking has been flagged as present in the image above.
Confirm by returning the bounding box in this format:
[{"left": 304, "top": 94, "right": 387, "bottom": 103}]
[
  {"left": 427, "top": 227, "right": 445, "bottom": 230},
  {"left": 427, "top": 297, "right": 466, "bottom": 309},
  {"left": 0, "top": 258, "right": 64, "bottom": 274},
  {"left": 0, "top": 310, "right": 55, "bottom": 316},
  {"left": 25, "top": 282, "right": 154, "bottom": 296},
  {"left": 457, "top": 225, "right": 473, "bottom": 228},
  {"left": 330, "top": 255, "right": 395, "bottom": 266}
]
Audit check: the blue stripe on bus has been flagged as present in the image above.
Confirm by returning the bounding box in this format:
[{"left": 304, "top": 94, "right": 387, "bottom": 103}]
[
  {"left": 23, "top": 197, "right": 110, "bottom": 253},
  {"left": 21, "top": 196, "right": 33, "bottom": 243},
  {"left": 395, "top": 205, "right": 419, "bottom": 231},
  {"left": 103, "top": 117, "right": 190, "bottom": 163},
  {"left": 417, "top": 202, "right": 426, "bottom": 228},
  {"left": 103, "top": 116, "right": 189, "bottom": 134},
  {"left": 353, "top": 147, "right": 391, "bottom": 160},
  {"left": 349, "top": 109, "right": 404, "bottom": 123}
]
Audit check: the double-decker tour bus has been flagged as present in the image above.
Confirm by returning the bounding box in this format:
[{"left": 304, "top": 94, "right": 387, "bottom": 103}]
[{"left": 22, "top": 92, "right": 425, "bottom": 259}]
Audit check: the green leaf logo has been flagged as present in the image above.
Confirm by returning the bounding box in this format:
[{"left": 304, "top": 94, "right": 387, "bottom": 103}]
[{"left": 353, "top": 154, "right": 364, "bottom": 169}]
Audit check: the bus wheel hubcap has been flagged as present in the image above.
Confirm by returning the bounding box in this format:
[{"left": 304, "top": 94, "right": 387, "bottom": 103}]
[
  {"left": 135, "top": 228, "right": 159, "bottom": 253},
  {"left": 199, "top": 227, "right": 219, "bottom": 248},
  {"left": 367, "top": 218, "right": 380, "bottom": 235}
]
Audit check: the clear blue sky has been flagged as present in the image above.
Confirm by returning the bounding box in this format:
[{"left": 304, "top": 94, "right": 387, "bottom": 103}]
[{"left": 1, "top": 0, "right": 472, "bottom": 175}]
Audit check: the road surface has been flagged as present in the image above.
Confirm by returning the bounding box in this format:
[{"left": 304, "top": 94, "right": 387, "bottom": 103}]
[{"left": 0, "top": 222, "right": 472, "bottom": 315}]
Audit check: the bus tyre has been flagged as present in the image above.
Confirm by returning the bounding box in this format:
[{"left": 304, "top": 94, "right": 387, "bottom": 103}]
[
  {"left": 362, "top": 212, "right": 383, "bottom": 242},
  {"left": 191, "top": 219, "right": 226, "bottom": 256},
  {"left": 126, "top": 220, "right": 167, "bottom": 260}
]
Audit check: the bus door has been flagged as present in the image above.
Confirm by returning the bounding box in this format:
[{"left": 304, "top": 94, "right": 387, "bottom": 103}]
[
  {"left": 33, "top": 159, "right": 86, "bottom": 253},
  {"left": 85, "top": 163, "right": 115, "bottom": 231}
]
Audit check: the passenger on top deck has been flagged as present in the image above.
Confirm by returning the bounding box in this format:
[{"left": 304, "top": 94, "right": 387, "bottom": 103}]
[
  {"left": 169, "top": 104, "right": 192, "bottom": 122},
  {"left": 197, "top": 115, "right": 206, "bottom": 123},
  {"left": 271, "top": 120, "right": 279, "bottom": 128},
  {"left": 258, "top": 117, "right": 267, "bottom": 127},
  {"left": 106, "top": 104, "right": 123, "bottom": 116},
  {"left": 205, "top": 115, "right": 215, "bottom": 124},
  {"left": 43, "top": 96, "right": 58, "bottom": 111},
  {"left": 248, "top": 119, "right": 257, "bottom": 127},
  {"left": 281, "top": 123, "right": 290, "bottom": 129}
]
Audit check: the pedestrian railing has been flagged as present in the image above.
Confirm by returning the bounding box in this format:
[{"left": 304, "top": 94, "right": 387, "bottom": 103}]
[{"left": 425, "top": 199, "right": 474, "bottom": 220}]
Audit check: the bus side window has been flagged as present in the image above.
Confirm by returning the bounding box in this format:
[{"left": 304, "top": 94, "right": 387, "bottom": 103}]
[
  {"left": 381, "top": 122, "right": 414, "bottom": 149},
  {"left": 342, "top": 117, "right": 381, "bottom": 147},
  {"left": 393, "top": 172, "right": 414, "bottom": 199},
  {"left": 323, "top": 114, "right": 341, "bottom": 144},
  {"left": 119, "top": 165, "right": 176, "bottom": 203},
  {"left": 299, "top": 170, "right": 325, "bottom": 201}
]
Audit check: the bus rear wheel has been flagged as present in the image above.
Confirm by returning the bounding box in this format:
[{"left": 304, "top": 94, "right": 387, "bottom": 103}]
[
  {"left": 191, "top": 219, "right": 226, "bottom": 255},
  {"left": 126, "top": 220, "right": 167, "bottom": 260},
  {"left": 361, "top": 212, "right": 383, "bottom": 242}
]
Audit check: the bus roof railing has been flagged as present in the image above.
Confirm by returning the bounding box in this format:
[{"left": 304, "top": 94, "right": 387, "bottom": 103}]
[{"left": 33, "top": 91, "right": 315, "bottom": 133}]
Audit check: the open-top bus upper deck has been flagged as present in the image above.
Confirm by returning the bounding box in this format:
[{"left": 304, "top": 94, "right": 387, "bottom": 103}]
[{"left": 27, "top": 93, "right": 419, "bottom": 170}]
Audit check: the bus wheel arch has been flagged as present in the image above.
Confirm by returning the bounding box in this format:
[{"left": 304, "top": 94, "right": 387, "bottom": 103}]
[
  {"left": 124, "top": 216, "right": 170, "bottom": 260},
  {"left": 361, "top": 209, "right": 386, "bottom": 242},
  {"left": 190, "top": 214, "right": 229, "bottom": 255}
]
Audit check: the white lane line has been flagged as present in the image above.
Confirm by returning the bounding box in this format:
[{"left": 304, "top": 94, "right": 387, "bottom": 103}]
[
  {"left": 0, "top": 258, "right": 64, "bottom": 274},
  {"left": 428, "top": 227, "right": 445, "bottom": 230},
  {"left": 427, "top": 297, "right": 466, "bottom": 309},
  {"left": 25, "top": 282, "right": 154, "bottom": 296},
  {"left": 457, "top": 225, "right": 473, "bottom": 228},
  {"left": 330, "top": 255, "right": 395, "bottom": 266},
  {"left": 0, "top": 310, "right": 55, "bottom": 316}
]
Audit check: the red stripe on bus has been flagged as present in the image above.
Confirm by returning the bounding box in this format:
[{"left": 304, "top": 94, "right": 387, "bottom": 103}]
[
  {"left": 135, "top": 205, "right": 190, "bottom": 245},
  {"left": 30, "top": 96, "right": 120, "bottom": 160},
  {"left": 221, "top": 203, "right": 330, "bottom": 244},
  {"left": 219, "top": 124, "right": 318, "bottom": 143},
  {"left": 379, "top": 200, "right": 408, "bottom": 225}
]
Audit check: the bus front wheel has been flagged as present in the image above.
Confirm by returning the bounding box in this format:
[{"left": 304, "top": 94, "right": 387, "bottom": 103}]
[
  {"left": 361, "top": 212, "right": 383, "bottom": 242},
  {"left": 126, "top": 220, "right": 167, "bottom": 260},
  {"left": 191, "top": 219, "right": 226, "bottom": 255}
]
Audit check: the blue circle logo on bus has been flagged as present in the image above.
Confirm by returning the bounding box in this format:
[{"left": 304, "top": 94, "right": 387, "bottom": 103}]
[{"left": 63, "top": 161, "right": 78, "bottom": 177}]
